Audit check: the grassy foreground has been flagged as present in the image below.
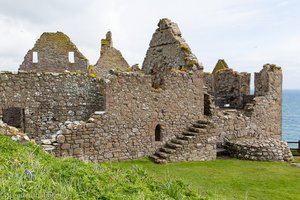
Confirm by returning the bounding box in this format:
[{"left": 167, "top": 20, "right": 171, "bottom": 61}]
[
  {"left": 1, "top": 134, "right": 299, "bottom": 200},
  {"left": 111, "top": 158, "right": 300, "bottom": 200},
  {"left": 0, "top": 135, "right": 202, "bottom": 199}
]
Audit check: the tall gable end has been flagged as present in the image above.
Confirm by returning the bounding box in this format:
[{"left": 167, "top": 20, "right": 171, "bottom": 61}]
[
  {"left": 19, "top": 32, "right": 88, "bottom": 73},
  {"left": 142, "top": 18, "right": 202, "bottom": 74}
]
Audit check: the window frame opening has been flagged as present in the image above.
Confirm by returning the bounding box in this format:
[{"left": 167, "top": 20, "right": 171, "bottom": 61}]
[
  {"left": 68, "top": 52, "right": 75, "bottom": 63},
  {"left": 32, "top": 52, "right": 38, "bottom": 63},
  {"left": 155, "top": 124, "right": 162, "bottom": 142}
]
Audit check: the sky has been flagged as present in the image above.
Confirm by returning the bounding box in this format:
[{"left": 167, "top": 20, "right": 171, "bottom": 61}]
[{"left": 0, "top": 0, "right": 299, "bottom": 89}]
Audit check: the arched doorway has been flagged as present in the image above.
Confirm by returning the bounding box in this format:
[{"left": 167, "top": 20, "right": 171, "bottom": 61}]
[{"left": 155, "top": 124, "right": 162, "bottom": 141}]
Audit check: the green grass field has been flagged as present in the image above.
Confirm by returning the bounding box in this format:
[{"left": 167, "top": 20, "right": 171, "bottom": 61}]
[
  {"left": 1, "top": 134, "right": 300, "bottom": 200},
  {"left": 110, "top": 158, "right": 300, "bottom": 200}
]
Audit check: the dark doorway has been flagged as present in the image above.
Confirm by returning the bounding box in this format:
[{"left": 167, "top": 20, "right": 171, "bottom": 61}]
[
  {"left": 2, "top": 107, "right": 25, "bottom": 132},
  {"left": 155, "top": 124, "right": 162, "bottom": 141}
]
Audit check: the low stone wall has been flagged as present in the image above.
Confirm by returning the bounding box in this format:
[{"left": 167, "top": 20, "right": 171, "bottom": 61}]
[{"left": 225, "top": 137, "right": 293, "bottom": 162}]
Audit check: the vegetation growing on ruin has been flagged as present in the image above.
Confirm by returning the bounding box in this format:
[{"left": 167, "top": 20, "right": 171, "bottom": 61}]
[
  {"left": 269, "top": 64, "right": 281, "bottom": 71},
  {"left": 33, "top": 32, "right": 88, "bottom": 61},
  {"left": 0, "top": 135, "right": 202, "bottom": 199},
  {"left": 212, "top": 59, "right": 229, "bottom": 74},
  {"left": 87, "top": 65, "right": 97, "bottom": 78},
  {"left": 179, "top": 42, "right": 191, "bottom": 54}
]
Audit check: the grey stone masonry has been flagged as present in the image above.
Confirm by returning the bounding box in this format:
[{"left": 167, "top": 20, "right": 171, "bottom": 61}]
[
  {"left": 142, "top": 18, "right": 202, "bottom": 89},
  {"left": 150, "top": 119, "right": 217, "bottom": 164},
  {"left": 19, "top": 32, "right": 88, "bottom": 73},
  {"left": 204, "top": 67, "right": 251, "bottom": 109},
  {"left": 52, "top": 69, "right": 204, "bottom": 162},
  {"left": 0, "top": 71, "right": 104, "bottom": 140},
  {"left": 95, "top": 31, "right": 130, "bottom": 77},
  {"left": 206, "top": 64, "right": 288, "bottom": 161},
  {"left": 225, "top": 137, "right": 293, "bottom": 162}
]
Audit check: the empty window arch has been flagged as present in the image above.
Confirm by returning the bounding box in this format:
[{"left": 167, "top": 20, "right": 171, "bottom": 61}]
[{"left": 155, "top": 124, "right": 162, "bottom": 141}]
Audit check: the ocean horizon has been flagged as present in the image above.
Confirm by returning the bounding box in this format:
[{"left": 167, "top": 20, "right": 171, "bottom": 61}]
[{"left": 283, "top": 89, "right": 300, "bottom": 147}]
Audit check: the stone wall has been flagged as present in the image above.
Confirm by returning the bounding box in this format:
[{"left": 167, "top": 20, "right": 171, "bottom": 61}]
[
  {"left": 19, "top": 32, "right": 88, "bottom": 73},
  {"left": 52, "top": 70, "right": 204, "bottom": 162},
  {"left": 142, "top": 18, "right": 202, "bottom": 89},
  {"left": 95, "top": 31, "right": 130, "bottom": 77},
  {"left": 203, "top": 72, "right": 213, "bottom": 93},
  {"left": 225, "top": 137, "right": 293, "bottom": 162},
  {"left": 209, "top": 64, "right": 283, "bottom": 146},
  {"left": 151, "top": 119, "right": 217, "bottom": 164},
  {"left": 0, "top": 71, "right": 104, "bottom": 140},
  {"left": 204, "top": 68, "right": 251, "bottom": 108}
]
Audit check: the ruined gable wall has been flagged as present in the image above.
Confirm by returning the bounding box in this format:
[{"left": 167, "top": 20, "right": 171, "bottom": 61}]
[
  {"left": 142, "top": 19, "right": 201, "bottom": 75},
  {"left": 95, "top": 31, "right": 130, "bottom": 77},
  {"left": 19, "top": 32, "right": 88, "bottom": 73},
  {"left": 0, "top": 72, "right": 104, "bottom": 140},
  {"left": 53, "top": 70, "right": 204, "bottom": 162}
]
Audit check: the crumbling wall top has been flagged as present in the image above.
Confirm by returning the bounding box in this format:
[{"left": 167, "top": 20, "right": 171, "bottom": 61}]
[
  {"left": 254, "top": 63, "right": 282, "bottom": 98},
  {"left": 142, "top": 18, "right": 202, "bottom": 75},
  {"left": 95, "top": 31, "right": 130, "bottom": 78}
]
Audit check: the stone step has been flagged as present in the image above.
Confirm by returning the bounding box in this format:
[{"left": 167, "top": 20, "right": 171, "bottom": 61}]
[
  {"left": 161, "top": 147, "right": 176, "bottom": 154},
  {"left": 192, "top": 122, "right": 208, "bottom": 129},
  {"left": 182, "top": 131, "right": 198, "bottom": 136},
  {"left": 155, "top": 151, "right": 170, "bottom": 159},
  {"left": 177, "top": 135, "right": 195, "bottom": 141},
  {"left": 188, "top": 127, "right": 206, "bottom": 133},
  {"left": 149, "top": 155, "right": 167, "bottom": 164},
  {"left": 197, "top": 119, "right": 210, "bottom": 124},
  {"left": 166, "top": 141, "right": 183, "bottom": 149},
  {"left": 171, "top": 138, "right": 188, "bottom": 145}
]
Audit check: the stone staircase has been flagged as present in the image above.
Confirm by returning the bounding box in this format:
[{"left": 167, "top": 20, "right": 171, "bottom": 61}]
[{"left": 150, "top": 119, "right": 216, "bottom": 164}]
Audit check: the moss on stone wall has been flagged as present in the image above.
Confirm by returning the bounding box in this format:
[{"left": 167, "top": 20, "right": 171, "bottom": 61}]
[
  {"left": 88, "top": 65, "right": 97, "bottom": 78},
  {"left": 33, "top": 32, "right": 87, "bottom": 61},
  {"left": 212, "top": 59, "right": 229, "bottom": 74}
]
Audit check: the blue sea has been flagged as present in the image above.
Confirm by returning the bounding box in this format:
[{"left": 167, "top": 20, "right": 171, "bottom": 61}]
[{"left": 283, "top": 90, "right": 300, "bottom": 147}]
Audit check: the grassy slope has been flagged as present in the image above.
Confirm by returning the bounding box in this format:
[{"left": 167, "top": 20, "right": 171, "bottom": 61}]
[
  {"left": 111, "top": 158, "right": 300, "bottom": 200},
  {"left": 1, "top": 134, "right": 299, "bottom": 200},
  {"left": 0, "top": 135, "right": 202, "bottom": 200}
]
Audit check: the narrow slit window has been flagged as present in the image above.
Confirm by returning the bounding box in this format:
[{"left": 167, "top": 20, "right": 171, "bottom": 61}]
[
  {"left": 69, "top": 52, "right": 75, "bottom": 63},
  {"left": 155, "top": 124, "right": 162, "bottom": 141},
  {"left": 32, "top": 52, "right": 38, "bottom": 63}
]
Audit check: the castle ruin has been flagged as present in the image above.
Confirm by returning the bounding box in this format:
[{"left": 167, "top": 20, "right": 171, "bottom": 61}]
[{"left": 0, "top": 18, "right": 293, "bottom": 163}]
